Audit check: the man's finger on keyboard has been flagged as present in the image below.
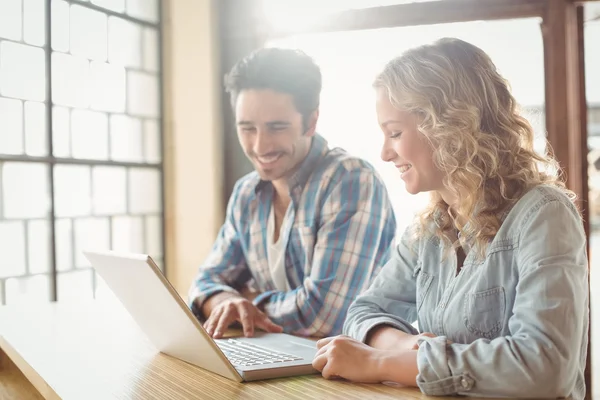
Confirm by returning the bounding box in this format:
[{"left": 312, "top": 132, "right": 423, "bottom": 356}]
[
  {"left": 214, "top": 306, "right": 236, "bottom": 339},
  {"left": 239, "top": 303, "right": 255, "bottom": 337},
  {"left": 256, "top": 315, "right": 283, "bottom": 333},
  {"left": 204, "top": 307, "right": 223, "bottom": 337}
]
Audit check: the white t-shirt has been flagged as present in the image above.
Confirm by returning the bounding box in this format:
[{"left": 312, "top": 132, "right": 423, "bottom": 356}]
[{"left": 266, "top": 205, "right": 292, "bottom": 292}]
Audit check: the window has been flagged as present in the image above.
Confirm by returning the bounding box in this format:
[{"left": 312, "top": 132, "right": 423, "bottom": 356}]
[
  {"left": 0, "top": 0, "right": 164, "bottom": 305},
  {"left": 267, "top": 18, "right": 546, "bottom": 234}
]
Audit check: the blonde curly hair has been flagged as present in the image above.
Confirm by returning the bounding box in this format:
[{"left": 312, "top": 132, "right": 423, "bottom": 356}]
[{"left": 374, "top": 37, "right": 574, "bottom": 259}]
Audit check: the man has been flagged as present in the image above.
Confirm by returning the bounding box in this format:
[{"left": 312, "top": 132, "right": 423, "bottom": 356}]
[{"left": 188, "top": 47, "right": 396, "bottom": 338}]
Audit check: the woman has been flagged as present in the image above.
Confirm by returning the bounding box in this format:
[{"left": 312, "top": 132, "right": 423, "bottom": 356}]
[{"left": 312, "top": 38, "right": 589, "bottom": 399}]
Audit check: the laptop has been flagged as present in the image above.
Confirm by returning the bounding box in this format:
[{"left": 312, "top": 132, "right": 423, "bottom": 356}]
[{"left": 83, "top": 250, "right": 318, "bottom": 382}]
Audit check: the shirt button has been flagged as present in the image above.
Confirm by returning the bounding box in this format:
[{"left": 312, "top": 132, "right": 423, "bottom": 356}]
[
  {"left": 461, "top": 378, "right": 470, "bottom": 389},
  {"left": 439, "top": 302, "right": 446, "bottom": 309}
]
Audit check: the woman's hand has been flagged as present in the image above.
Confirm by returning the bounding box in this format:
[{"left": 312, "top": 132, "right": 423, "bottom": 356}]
[
  {"left": 312, "top": 335, "right": 390, "bottom": 382},
  {"left": 312, "top": 335, "right": 420, "bottom": 385}
]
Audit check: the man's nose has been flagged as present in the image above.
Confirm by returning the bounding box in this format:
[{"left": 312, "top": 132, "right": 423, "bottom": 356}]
[{"left": 253, "top": 129, "right": 273, "bottom": 155}]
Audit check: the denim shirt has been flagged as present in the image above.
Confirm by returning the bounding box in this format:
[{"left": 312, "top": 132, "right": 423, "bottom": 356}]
[{"left": 343, "top": 185, "right": 589, "bottom": 399}]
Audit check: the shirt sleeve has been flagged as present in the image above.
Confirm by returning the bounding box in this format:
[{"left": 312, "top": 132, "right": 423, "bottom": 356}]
[
  {"left": 187, "top": 181, "right": 252, "bottom": 319},
  {"left": 253, "top": 168, "right": 397, "bottom": 337},
  {"left": 342, "top": 225, "right": 420, "bottom": 342},
  {"left": 415, "top": 199, "right": 589, "bottom": 399}
]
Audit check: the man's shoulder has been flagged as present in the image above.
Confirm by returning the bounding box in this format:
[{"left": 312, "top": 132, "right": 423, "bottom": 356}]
[
  {"left": 313, "top": 146, "right": 382, "bottom": 182},
  {"left": 231, "top": 171, "right": 261, "bottom": 202}
]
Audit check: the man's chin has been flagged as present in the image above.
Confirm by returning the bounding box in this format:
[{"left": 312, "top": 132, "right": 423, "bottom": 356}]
[{"left": 256, "top": 169, "right": 285, "bottom": 182}]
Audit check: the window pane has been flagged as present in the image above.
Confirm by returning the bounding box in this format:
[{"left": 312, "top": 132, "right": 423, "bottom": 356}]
[
  {"left": 129, "top": 168, "right": 160, "bottom": 213},
  {"left": 89, "top": 61, "right": 126, "bottom": 113},
  {"left": 586, "top": 13, "right": 600, "bottom": 105},
  {"left": 0, "top": 221, "right": 26, "bottom": 278},
  {"left": 126, "top": 0, "right": 158, "bottom": 23},
  {"left": 92, "top": 166, "right": 126, "bottom": 214},
  {"left": 146, "top": 215, "right": 162, "bottom": 258},
  {"left": 521, "top": 106, "right": 547, "bottom": 156},
  {"left": 585, "top": 8, "right": 600, "bottom": 399},
  {"left": 143, "top": 28, "right": 159, "bottom": 72},
  {"left": 0, "top": 0, "right": 23, "bottom": 41},
  {"left": 70, "top": 5, "right": 108, "bottom": 61},
  {"left": 108, "top": 17, "right": 142, "bottom": 68},
  {"left": 24, "top": 0, "right": 45, "bottom": 46},
  {"left": 267, "top": 18, "right": 545, "bottom": 234},
  {"left": 52, "top": 52, "right": 89, "bottom": 108},
  {"left": 5, "top": 274, "right": 49, "bottom": 304},
  {"left": 55, "top": 218, "right": 73, "bottom": 271},
  {"left": 24, "top": 101, "right": 47, "bottom": 156},
  {"left": 92, "top": 0, "right": 125, "bottom": 13},
  {"left": 110, "top": 115, "right": 143, "bottom": 162},
  {"left": 144, "top": 119, "right": 161, "bottom": 163},
  {"left": 52, "top": 106, "right": 70, "bottom": 157},
  {"left": 71, "top": 109, "right": 109, "bottom": 160},
  {"left": 112, "top": 215, "right": 144, "bottom": 253},
  {"left": 0, "top": 97, "right": 23, "bottom": 155},
  {"left": 51, "top": 0, "right": 70, "bottom": 52},
  {"left": 127, "top": 71, "right": 159, "bottom": 117},
  {"left": 28, "top": 219, "right": 51, "bottom": 274},
  {"left": 3, "top": 162, "right": 49, "bottom": 219},
  {"left": 0, "top": 42, "right": 46, "bottom": 101},
  {"left": 73, "top": 217, "right": 109, "bottom": 267},
  {"left": 54, "top": 164, "right": 91, "bottom": 217},
  {"left": 57, "top": 269, "right": 93, "bottom": 301}
]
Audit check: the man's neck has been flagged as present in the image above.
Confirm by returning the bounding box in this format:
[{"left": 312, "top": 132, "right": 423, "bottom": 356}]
[{"left": 272, "top": 180, "right": 291, "bottom": 208}]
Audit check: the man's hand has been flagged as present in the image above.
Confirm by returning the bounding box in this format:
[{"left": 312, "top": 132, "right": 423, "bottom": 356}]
[{"left": 201, "top": 292, "right": 283, "bottom": 338}]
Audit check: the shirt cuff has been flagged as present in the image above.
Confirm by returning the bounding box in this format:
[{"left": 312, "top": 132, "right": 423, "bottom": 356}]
[
  {"left": 252, "top": 290, "right": 277, "bottom": 309},
  {"left": 416, "top": 336, "right": 476, "bottom": 396},
  {"left": 353, "top": 316, "right": 419, "bottom": 343}
]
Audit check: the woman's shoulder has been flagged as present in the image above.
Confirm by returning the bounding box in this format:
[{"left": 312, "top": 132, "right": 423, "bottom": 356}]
[{"left": 502, "top": 184, "right": 581, "bottom": 231}]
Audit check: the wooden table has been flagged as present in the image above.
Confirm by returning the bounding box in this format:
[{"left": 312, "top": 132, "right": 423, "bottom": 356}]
[{"left": 0, "top": 298, "right": 497, "bottom": 400}]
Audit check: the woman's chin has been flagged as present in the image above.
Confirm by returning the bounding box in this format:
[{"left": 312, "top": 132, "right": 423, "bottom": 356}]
[{"left": 402, "top": 179, "right": 421, "bottom": 195}]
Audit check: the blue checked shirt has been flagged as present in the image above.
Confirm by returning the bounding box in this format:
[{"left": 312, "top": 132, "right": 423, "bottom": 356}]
[{"left": 188, "top": 134, "right": 396, "bottom": 337}]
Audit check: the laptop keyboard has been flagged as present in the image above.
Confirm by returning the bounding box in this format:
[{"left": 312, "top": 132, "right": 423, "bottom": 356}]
[{"left": 216, "top": 339, "right": 303, "bottom": 367}]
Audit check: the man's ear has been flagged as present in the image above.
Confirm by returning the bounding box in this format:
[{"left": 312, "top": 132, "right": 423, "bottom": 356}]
[{"left": 304, "top": 109, "right": 319, "bottom": 137}]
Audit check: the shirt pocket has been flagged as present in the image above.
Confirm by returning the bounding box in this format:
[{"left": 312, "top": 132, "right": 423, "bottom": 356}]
[
  {"left": 415, "top": 267, "right": 434, "bottom": 313},
  {"left": 463, "top": 286, "right": 506, "bottom": 339}
]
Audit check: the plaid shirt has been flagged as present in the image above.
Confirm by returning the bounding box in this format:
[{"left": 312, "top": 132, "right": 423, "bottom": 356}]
[{"left": 188, "top": 134, "right": 396, "bottom": 337}]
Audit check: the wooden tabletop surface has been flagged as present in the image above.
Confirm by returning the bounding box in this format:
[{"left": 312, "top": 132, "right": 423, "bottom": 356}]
[{"left": 0, "top": 298, "right": 505, "bottom": 400}]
